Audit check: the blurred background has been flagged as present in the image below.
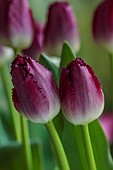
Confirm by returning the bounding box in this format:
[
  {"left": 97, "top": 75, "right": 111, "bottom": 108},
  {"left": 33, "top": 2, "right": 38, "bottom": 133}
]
[{"left": 0, "top": 0, "right": 112, "bottom": 169}]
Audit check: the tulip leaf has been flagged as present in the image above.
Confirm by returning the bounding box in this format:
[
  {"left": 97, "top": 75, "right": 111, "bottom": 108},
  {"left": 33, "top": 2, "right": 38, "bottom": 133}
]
[
  {"left": 63, "top": 120, "right": 113, "bottom": 170},
  {"left": 0, "top": 141, "right": 44, "bottom": 170},
  {"left": 40, "top": 53, "right": 59, "bottom": 84},
  {"left": 59, "top": 41, "right": 76, "bottom": 75}
]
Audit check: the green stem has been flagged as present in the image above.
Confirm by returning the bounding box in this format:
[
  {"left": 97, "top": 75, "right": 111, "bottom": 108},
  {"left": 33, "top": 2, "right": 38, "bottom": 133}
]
[
  {"left": 45, "top": 121, "right": 70, "bottom": 170},
  {"left": 21, "top": 117, "right": 33, "bottom": 170},
  {"left": 109, "top": 53, "right": 113, "bottom": 112},
  {"left": 0, "top": 64, "right": 22, "bottom": 143},
  {"left": 81, "top": 125, "right": 97, "bottom": 170}
]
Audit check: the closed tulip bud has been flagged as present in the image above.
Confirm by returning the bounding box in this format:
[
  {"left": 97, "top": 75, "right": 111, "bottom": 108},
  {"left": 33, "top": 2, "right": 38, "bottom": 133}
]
[
  {"left": 59, "top": 57, "right": 104, "bottom": 125},
  {"left": 0, "top": 0, "right": 33, "bottom": 49},
  {"left": 99, "top": 112, "right": 113, "bottom": 144},
  {"left": 11, "top": 55, "right": 60, "bottom": 123},
  {"left": 92, "top": 0, "right": 113, "bottom": 53},
  {"left": 23, "top": 11, "right": 44, "bottom": 59},
  {"left": 0, "top": 45, "right": 14, "bottom": 66},
  {"left": 44, "top": 1, "right": 80, "bottom": 56}
]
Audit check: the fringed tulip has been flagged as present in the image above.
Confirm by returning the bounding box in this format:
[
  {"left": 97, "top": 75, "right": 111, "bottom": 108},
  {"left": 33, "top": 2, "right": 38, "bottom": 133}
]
[
  {"left": 99, "top": 112, "right": 113, "bottom": 144},
  {"left": 23, "top": 11, "right": 44, "bottom": 59},
  {"left": 44, "top": 1, "right": 80, "bottom": 56},
  {"left": 11, "top": 55, "right": 60, "bottom": 123},
  {"left": 92, "top": 0, "right": 113, "bottom": 52},
  {"left": 59, "top": 57, "right": 104, "bottom": 125},
  {"left": 0, "top": 0, "right": 33, "bottom": 49}
]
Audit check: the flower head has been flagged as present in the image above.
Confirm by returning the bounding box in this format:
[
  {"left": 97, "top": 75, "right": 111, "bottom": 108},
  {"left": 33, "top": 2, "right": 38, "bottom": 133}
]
[
  {"left": 23, "top": 10, "right": 44, "bottom": 59},
  {"left": 0, "top": 45, "right": 14, "bottom": 66},
  {"left": 11, "top": 55, "right": 60, "bottom": 123},
  {"left": 0, "top": 0, "right": 33, "bottom": 49},
  {"left": 44, "top": 1, "right": 80, "bottom": 56},
  {"left": 59, "top": 57, "right": 104, "bottom": 125},
  {"left": 99, "top": 112, "right": 113, "bottom": 144},
  {"left": 92, "top": 0, "right": 113, "bottom": 52}
]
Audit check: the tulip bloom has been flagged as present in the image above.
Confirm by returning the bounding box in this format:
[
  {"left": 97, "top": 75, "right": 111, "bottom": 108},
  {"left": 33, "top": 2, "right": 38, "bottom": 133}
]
[
  {"left": 23, "top": 11, "right": 44, "bottom": 59},
  {"left": 99, "top": 112, "right": 113, "bottom": 144},
  {"left": 44, "top": 1, "right": 80, "bottom": 56},
  {"left": 0, "top": 0, "right": 33, "bottom": 49},
  {"left": 92, "top": 0, "right": 113, "bottom": 53},
  {"left": 11, "top": 55, "right": 60, "bottom": 123},
  {"left": 59, "top": 58, "right": 104, "bottom": 125},
  {"left": 0, "top": 45, "right": 14, "bottom": 66}
]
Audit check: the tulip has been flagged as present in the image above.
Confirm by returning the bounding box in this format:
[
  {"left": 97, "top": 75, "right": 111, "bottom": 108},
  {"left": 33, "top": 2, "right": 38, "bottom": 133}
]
[
  {"left": 59, "top": 57, "right": 104, "bottom": 125},
  {"left": 44, "top": 1, "right": 80, "bottom": 56},
  {"left": 11, "top": 55, "right": 60, "bottom": 123},
  {"left": 0, "top": 45, "right": 14, "bottom": 66},
  {"left": 92, "top": 0, "right": 113, "bottom": 53},
  {"left": 0, "top": 0, "right": 33, "bottom": 49},
  {"left": 99, "top": 112, "right": 113, "bottom": 144},
  {"left": 23, "top": 11, "right": 44, "bottom": 59}
]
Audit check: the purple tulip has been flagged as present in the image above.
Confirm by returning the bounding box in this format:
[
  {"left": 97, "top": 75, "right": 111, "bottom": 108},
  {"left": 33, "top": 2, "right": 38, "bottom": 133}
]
[
  {"left": 0, "top": 0, "right": 33, "bottom": 49},
  {"left": 59, "top": 57, "right": 104, "bottom": 125},
  {"left": 44, "top": 1, "right": 80, "bottom": 56},
  {"left": 99, "top": 112, "right": 113, "bottom": 144},
  {"left": 11, "top": 55, "right": 60, "bottom": 123},
  {"left": 23, "top": 11, "right": 44, "bottom": 59},
  {"left": 92, "top": 0, "right": 113, "bottom": 52}
]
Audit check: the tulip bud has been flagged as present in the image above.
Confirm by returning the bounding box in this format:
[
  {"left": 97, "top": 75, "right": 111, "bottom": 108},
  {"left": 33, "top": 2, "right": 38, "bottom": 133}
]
[
  {"left": 11, "top": 55, "right": 60, "bottom": 123},
  {"left": 0, "top": 0, "right": 33, "bottom": 49},
  {"left": 44, "top": 1, "right": 80, "bottom": 56},
  {"left": 0, "top": 45, "right": 14, "bottom": 66},
  {"left": 92, "top": 0, "right": 113, "bottom": 53},
  {"left": 99, "top": 112, "right": 113, "bottom": 144},
  {"left": 59, "top": 57, "right": 104, "bottom": 125},
  {"left": 23, "top": 11, "right": 44, "bottom": 59}
]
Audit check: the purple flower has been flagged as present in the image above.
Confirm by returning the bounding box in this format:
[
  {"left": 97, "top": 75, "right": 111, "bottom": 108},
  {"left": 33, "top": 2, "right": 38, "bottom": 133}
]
[
  {"left": 92, "top": 0, "right": 113, "bottom": 52},
  {"left": 44, "top": 1, "right": 80, "bottom": 56},
  {"left": 59, "top": 57, "right": 104, "bottom": 125},
  {"left": 11, "top": 55, "right": 60, "bottom": 123},
  {"left": 99, "top": 112, "right": 113, "bottom": 144},
  {"left": 0, "top": 0, "right": 33, "bottom": 49},
  {"left": 23, "top": 10, "right": 44, "bottom": 59}
]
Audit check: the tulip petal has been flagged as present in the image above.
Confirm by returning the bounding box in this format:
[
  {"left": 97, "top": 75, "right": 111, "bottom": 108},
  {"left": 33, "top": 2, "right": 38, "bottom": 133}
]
[
  {"left": 60, "top": 58, "right": 104, "bottom": 125},
  {"left": 11, "top": 55, "right": 60, "bottom": 123}
]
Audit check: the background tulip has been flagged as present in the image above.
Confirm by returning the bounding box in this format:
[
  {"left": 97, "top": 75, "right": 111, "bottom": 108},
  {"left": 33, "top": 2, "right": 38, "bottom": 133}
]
[
  {"left": 11, "top": 55, "right": 60, "bottom": 123},
  {"left": 59, "top": 57, "right": 104, "bottom": 125},
  {"left": 0, "top": 0, "right": 33, "bottom": 49},
  {"left": 0, "top": 45, "right": 14, "bottom": 66},
  {"left": 92, "top": 0, "right": 113, "bottom": 53},
  {"left": 99, "top": 112, "right": 113, "bottom": 144},
  {"left": 23, "top": 11, "right": 44, "bottom": 60},
  {"left": 43, "top": 1, "right": 80, "bottom": 56}
]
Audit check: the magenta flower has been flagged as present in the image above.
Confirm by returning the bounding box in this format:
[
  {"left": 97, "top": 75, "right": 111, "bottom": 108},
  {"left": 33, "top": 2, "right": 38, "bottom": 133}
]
[
  {"left": 92, "top": 0, "right": 113, "bottom": 52},
  {"left": 99, "top": 112, "right": 113, "bottom": 144},
  {"left": 44, "top": 1, "right": 80, "bottom": 56},
  {"left": 11, "top": 55, "right": 60, "bottom": 123},
  {"left": 23, "top": 11, "right": 44, "bottom": 59},
  {"left": 59, "top": 58, "right": 104, "bottom": 125},
  {"left": 0, "top": 0, "right": 33, "bottom": 49}
]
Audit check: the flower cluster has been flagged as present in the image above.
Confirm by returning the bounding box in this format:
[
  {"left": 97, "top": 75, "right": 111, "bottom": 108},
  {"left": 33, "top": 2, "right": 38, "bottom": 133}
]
[{"left": 11, "top": 55, "right": 104, "bottom": 125}]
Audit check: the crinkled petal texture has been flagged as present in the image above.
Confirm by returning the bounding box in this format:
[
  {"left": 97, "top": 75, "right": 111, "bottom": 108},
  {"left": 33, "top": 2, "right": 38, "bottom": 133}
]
[
  {"left": 11, "top": 55, "right": 60, "bottom": 123},
  {"left": 0, "top": 0, "right": 33, "bottom": 49},
  {"left": 92, "top": 0, "right": 113, "bottom": 53},
  {"left": 59, "top": 58, "right": 104, "bottom": 125},
  {"left": 44, "top": 1, "right": 80, "bottom": 56}
]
